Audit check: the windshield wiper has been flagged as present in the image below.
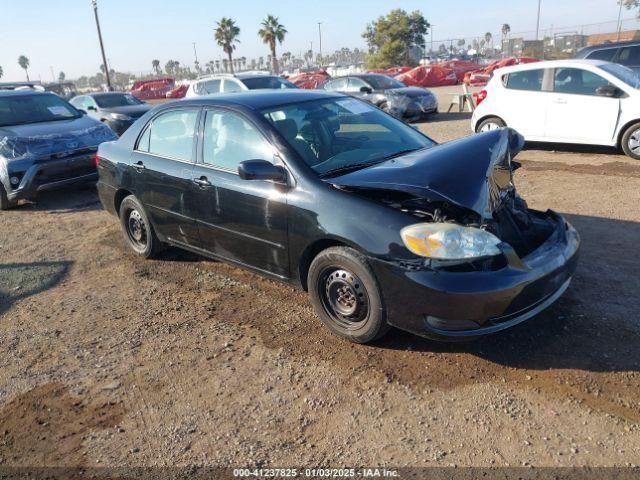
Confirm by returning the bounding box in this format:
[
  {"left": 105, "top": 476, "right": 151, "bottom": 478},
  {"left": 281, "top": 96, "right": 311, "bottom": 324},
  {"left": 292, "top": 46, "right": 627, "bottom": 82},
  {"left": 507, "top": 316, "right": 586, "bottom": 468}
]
[
  {"left": 380, "top": 147, "right": 422, "bottom": 161},
  {"left": 319, "top": 162, "right": 380, "bottom": 178}
]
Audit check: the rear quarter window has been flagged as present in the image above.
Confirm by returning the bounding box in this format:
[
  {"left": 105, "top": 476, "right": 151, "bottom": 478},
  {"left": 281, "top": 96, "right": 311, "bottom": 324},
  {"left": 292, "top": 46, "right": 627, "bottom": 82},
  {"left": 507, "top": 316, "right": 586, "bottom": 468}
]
[
  {"left": 505, "top": 69, "right": 544, "bottom": 91},
  {"left": 586, "top": 47, "right": 618, "bottom": 62}
]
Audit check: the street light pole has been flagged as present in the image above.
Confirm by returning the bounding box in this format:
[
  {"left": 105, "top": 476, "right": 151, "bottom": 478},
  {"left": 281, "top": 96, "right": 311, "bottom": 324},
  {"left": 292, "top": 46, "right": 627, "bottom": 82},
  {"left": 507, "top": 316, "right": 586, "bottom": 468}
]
[
  {"left": 535, "top": 0, "right": 542, "bottom": 41},
  {"left": 318, "top": 22, "right": 323, "bottom": 67},
  {"left": 91, "top": 0, "right": 112, "bottom": 91},
  {"left": 617, "top": 0, "right": 624, "bottom": 41}
]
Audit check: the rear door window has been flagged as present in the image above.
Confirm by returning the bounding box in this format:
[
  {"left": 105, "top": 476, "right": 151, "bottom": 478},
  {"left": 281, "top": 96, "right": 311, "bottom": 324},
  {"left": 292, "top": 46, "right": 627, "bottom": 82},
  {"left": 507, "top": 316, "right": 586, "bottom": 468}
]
[
  {"left": 553, "top": 68, "right": 612, "bottom": 96},
  {"left": 505, "top": 69, "right": 544, "bottom": 91},
  {"left": 195, "top": 79, "right": 221, "bottom": 95},
  {"left": 586, "top": 47, "right": 618, "bottom": 62},
  {"left": 324, "top": 78, "right": 348, "bottom": 91},
  {"left": 616, "top": 46, "right": 640, "bottom": 66},
  {"left": 137, "top": 109, "right": 199, "bottom": 161}
]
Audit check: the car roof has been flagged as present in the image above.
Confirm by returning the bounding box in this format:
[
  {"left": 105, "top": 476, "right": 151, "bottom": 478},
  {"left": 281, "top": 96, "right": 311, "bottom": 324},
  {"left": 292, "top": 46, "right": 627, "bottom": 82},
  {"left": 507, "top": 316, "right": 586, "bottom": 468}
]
[
  {"left": 164, "top": 89, "right": 344, "bottom": 110},
  {"left": 577, "top": 40, "right": 640, "bottom": 54},
  {"left": 494, "top": 58, "right": 611, "bottom": 75},
  {"left": 194, "top": 72, "right": 275, "bottom": 82},
  {"left": 0, "top": 89, "right": 52, "bottom": 97},
  {"left": 87, "top": 92, "right": 130, "bottom": 97}
]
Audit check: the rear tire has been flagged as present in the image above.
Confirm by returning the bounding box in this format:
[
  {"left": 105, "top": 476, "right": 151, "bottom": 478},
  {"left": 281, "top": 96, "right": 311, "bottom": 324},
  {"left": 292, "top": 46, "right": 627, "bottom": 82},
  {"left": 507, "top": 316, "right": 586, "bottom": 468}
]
[
  {"left": 621, "top": 122, "right": 640, "bottom": 160},
  {"left": 476, "top": 116, "right": 505, "bottom": 133},
  {"left": 0, "top": 183, "right": 16, "bottom": 211},
  {"left": 308, "top": 246, "right": 390, "bottom": 344},
  {"left": 118, "top": 195, "right": 162, "bottom": 258}
]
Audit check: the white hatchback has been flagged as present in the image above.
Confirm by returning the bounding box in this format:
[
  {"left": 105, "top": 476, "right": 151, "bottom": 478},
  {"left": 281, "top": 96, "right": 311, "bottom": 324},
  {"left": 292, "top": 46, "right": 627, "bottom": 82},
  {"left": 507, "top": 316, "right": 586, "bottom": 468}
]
[{"left": 471, "top": 59, "right": 640, "bottom": 159}]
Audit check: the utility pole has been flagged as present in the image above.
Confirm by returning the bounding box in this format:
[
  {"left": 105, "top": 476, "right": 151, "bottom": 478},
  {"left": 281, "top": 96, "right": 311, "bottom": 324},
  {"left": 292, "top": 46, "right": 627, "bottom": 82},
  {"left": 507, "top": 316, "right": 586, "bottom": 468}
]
[
  {"left": 49, "top": 66, "right": 55, "bottom": 82},
  {"left": 617, "top": 0, "right": 624, "bottom": 41},
  {"left": 318, "top": 22, "right": 323, "bottom": 67},
  {"left": 91, "top": 0, "right": 112, "bottom": 91},
  {"left": 430, "top": 25, "right": 434, "bottom": 59},
  {"left": 535, "top": 0, "right": 542, "bottom": 41},
  {"left": 193, "top": 42, "right": 200, "bottom": 72}
]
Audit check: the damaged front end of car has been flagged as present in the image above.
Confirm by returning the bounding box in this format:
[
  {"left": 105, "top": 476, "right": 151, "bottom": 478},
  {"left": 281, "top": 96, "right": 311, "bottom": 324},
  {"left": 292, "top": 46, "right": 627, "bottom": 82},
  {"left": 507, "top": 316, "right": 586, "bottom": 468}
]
[{"left": 329, "top": 128, "right": 580, "bottom": 339}]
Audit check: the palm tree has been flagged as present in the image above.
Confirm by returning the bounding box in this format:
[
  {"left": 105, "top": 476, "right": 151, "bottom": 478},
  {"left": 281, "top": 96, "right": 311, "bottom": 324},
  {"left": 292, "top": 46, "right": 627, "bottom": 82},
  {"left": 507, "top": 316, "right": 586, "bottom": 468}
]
[
  {"left": 501, "top": 24, "right": 511, "bottom": 58},
  {"left": 0, "top": 66, "right": 3, "bottom": 80},
  {"left": 484, "top": 32, "right": 493, "bottom": 50},
  {"left": 214, "top": 17, "right": 240, "bottom": 74},
  {"left": 18, "top": 55, "right": 30, "bottom": 81},
  {"left": 258, "top": 15, "right": 287, "bottom": 74},
  {"left": 152, "top": 59, "right": 161, "bottom": 75}
]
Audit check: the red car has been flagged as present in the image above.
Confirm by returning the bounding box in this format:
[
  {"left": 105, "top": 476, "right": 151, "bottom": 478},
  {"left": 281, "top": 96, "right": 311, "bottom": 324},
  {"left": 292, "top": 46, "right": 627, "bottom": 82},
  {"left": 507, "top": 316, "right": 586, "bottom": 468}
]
[
  {"left": 464, "top": 57, "right": 539, "bottom": 86},
  {"left": 166, "top": 84, "right": 189, "bottom": 99},
  {"left": 394, "top": 65, "right": 458, "bottom": 87},
  {"left": 288, "top": 71, "right": 331, "bottom": 89},
  {"left": 130, "top": 78, "right": 175, "bottom": 100}
]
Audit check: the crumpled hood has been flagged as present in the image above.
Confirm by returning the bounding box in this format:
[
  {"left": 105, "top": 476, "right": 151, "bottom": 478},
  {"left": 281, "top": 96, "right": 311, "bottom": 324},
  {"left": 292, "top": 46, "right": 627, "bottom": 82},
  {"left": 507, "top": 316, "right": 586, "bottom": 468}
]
[
  {"left": 0, "top": 115, "right": 117, "bottom": 163},
  {"left": 329, "top": 128, "right": 525, "bottom": 220}
]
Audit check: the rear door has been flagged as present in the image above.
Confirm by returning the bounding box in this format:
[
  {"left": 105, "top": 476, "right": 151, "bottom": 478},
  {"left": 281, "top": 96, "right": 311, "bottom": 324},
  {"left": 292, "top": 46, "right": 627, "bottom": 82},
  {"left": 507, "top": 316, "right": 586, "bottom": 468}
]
[
  {"left": 500, "top": 68, "right": 547, "bottom": 138},
  {"left": 130, "top": 107, "right": 201, "bottom": 245},
  {"left": 545, "top": 67, "right": 620, "bottom": 144},
  {"left": 189, "top": 107, "right": 289, "bottom": 277}
]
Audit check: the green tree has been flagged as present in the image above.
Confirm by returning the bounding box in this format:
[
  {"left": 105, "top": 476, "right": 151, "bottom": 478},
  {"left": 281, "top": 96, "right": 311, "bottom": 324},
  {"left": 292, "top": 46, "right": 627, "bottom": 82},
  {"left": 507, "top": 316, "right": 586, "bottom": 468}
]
[
  {"left": 258, "top": 15, "right": 287, "bottom": 74},
  {"left": 18, "top": 55, "right": 30, "bottom": 81},
  {"left": 622, "top": 0, "right": 640, "bottom": 15},
  {"left": 214, "top": 17, "right": 240, "bottom": 74},
  {"left": 484, "top": 32, "right": 493, "bottom": 50},
  {"left": 152, "top": 59, "right": 161, "bottom": 75},
  {"left": 58, "top": 71, "right": 66, "bottom": 82},
  {"left": 362, "top": 9, "right": 429, "bottom": 69}
]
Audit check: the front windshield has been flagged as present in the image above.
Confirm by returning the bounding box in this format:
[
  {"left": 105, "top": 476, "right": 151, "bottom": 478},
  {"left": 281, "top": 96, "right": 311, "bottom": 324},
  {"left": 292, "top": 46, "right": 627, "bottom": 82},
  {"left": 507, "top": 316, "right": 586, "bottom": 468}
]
[
  {"left": 0, "top": 94, "right": 81, "bottom": 127},
  {"left": 261, "top": 97, "right": 435, "bottom": 177},
  {"left": 94, "top": 93, "right": 143, "bottom": 108},
  {"left": 242, "top": 76, "right": 297, "bottom": 90},
  {"left": 600, "top": 63, "right": 640, "bottom": 89},
  {"left": 364, "top": 75, "right": 406, "bottom": 90}
]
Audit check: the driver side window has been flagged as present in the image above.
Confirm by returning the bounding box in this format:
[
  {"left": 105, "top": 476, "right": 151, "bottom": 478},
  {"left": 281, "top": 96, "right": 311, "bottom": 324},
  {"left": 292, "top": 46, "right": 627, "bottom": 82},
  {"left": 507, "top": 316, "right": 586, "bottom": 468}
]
[
  {"left": 202, "top": 110, "right": 274, "bottom": 172},
  {"left": 345, "top": 77, "right": 368, "bottom": 92}
]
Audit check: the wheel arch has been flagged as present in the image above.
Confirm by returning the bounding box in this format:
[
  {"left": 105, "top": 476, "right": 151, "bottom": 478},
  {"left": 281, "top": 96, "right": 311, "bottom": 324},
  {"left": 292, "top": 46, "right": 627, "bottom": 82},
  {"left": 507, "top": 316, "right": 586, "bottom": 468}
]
[
  {"left": 474, "top": 114, "right": 506, "bottom": 132},
  {"left": 616, "top": 118, "right": 640, "bottom": 148},
  {"left": 114, "top": 188, "right": 134, "bottom": 215},
  {"left": 298, "top": 237, "right": 367, "bottom": 291}
]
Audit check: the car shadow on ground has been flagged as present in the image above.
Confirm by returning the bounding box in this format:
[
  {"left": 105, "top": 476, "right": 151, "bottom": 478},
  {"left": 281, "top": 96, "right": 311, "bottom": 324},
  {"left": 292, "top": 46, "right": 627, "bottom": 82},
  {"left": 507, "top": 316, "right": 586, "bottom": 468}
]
[
  {"left": 11, "top": 185, "right": 102, "bottom": 214},
  {"left": 0, "top": 261, "right": 72, "bottom": 316},
  {"left": 418, "top": 111, "right": 472, "bottom": 124},
  {"left": 523, "top": 141, "right": 623, "bottom": 156},
  {"left": 374, "top": 212, "right": 640, "bottom": 374}
]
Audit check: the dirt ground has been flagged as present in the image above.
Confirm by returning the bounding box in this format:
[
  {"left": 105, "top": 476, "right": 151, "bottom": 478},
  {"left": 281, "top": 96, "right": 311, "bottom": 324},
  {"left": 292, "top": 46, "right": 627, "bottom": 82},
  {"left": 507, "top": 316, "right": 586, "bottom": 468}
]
[{"left": 1, "top": 86, "right": 640, "bottom": 469}]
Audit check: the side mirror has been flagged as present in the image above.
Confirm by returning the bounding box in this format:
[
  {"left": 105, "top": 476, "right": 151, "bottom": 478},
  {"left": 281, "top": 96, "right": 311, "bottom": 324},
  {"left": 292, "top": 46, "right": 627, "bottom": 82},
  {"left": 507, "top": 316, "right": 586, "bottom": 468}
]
[
  {"left": 596, "top": 85, "right": 621, "bottom": 98},
  {"left": 360, "top": 86, "right": 373, "bottom": 94},
  {"left": 87, "top": 105, "right": 97, "bottom": 111},
  {"left": 238, "top": 160, "right": 287, "bottom": 183}
]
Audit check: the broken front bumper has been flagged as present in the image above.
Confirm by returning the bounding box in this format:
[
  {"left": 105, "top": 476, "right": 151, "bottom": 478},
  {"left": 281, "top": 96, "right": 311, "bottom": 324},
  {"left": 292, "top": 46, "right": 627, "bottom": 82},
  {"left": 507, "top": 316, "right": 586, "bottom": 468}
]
[
  {"left": 6, "top": 152, "right": 98, "bottom": 202},
  {"left": 371, "top": 211, "right": 580, "bottom": 340}
]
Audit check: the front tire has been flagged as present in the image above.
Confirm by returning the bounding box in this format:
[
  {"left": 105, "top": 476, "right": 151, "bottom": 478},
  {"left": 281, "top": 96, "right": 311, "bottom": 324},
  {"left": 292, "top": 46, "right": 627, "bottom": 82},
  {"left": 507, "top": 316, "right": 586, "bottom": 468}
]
[
  {"left": 118, "top": 195, "right": 162, "bottom": 258},
  {"left": 308, "top": 247, "right": 390, "bottom": 343},
  {"left": 476, "top": 116, "right": 505, "bottom": 133},
  {"left": 621, "top": 122, "right": 640, "bottom": 160}
]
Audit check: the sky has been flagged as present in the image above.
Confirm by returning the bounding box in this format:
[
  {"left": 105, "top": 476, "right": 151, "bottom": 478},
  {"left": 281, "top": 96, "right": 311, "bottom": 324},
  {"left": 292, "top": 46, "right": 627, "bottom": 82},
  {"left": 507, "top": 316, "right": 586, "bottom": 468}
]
[{"left": 0, "top": 0, "right": 634, "bottom": 82}]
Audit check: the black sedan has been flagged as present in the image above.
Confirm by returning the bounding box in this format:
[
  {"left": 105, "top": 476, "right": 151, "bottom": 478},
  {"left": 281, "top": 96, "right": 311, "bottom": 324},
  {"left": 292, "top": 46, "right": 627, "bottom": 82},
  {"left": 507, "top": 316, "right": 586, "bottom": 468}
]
[
  {"left": 70, "top": 92, "right": 151, "bottom": 136},
  {"left": 320, "top": 74, "right": 438, "bottom": 120},
  {"left": 0, "top": 90, "right": 117, "bottom": 210},
  {"left": 96, "top": 90, "right": 579, "bottom": 343}
]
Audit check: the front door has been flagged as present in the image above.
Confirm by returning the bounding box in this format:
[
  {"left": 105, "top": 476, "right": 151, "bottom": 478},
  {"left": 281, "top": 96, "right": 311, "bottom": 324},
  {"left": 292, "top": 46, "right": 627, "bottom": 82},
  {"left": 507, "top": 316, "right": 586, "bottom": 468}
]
[
  {"left": 130, "top": 107, "right": 201, "bottom": 245},
  {"left": 545, "top": 67, "right": 620, "bottom": 144},
  {"left": 189, "top": 108, "right": 289, "bottom": 277}
]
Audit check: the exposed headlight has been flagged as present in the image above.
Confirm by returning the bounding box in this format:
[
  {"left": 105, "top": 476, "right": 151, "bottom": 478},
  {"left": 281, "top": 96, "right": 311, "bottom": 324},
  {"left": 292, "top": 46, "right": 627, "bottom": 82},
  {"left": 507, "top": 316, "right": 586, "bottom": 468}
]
[
  {"left": 400, "top": 223, "right": 502, "bottom": 260},
  {"left": 108, "top": 112, "right": 132, "bottom": 121}
]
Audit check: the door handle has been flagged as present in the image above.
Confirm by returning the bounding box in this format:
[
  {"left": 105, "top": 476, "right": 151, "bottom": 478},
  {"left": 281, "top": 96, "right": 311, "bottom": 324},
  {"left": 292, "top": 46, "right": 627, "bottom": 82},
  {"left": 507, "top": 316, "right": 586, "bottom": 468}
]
[
  {"left": 133, "top": 160, "right": 145, "bottom": 171},
  {"left": 193, "top": 176, "right": 212, "bottom": 188}
]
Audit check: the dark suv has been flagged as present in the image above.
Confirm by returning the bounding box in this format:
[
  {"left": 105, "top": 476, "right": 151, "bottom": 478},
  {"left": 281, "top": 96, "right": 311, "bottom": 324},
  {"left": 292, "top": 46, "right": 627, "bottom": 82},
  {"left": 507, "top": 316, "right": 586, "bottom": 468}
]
[{"left": 575, "top": 41, "right": 640, "bottom": 74}]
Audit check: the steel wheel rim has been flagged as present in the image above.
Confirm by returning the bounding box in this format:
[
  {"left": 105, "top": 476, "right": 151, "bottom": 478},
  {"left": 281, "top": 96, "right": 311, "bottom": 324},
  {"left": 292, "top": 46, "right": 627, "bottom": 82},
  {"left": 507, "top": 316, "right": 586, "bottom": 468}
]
[
  {"left": 480, "top": 122, "right": 500, "bottom": 132},
  {"left": 629, "top": 129, "right": 640, "bottom": 154},
  {"left": 318, "top": 267, "right": 369, "bottom": 330},
  {"left": 127, "top": 209, "right": 148, "bottom": 249}
]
